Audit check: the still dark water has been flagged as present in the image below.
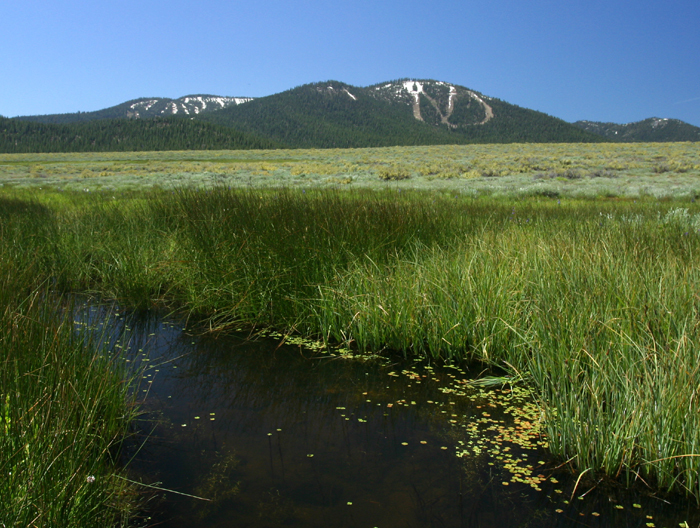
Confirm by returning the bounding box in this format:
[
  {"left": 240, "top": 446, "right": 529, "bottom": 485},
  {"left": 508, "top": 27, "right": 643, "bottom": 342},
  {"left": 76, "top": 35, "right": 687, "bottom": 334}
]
[{"left": 78, "top": 304, "right": 700, "bottom": 528}]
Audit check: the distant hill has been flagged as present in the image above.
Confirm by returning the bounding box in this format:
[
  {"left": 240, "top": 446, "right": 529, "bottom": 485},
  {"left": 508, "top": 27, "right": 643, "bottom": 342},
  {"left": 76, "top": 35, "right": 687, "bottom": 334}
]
[
  {"left": 15, "top": 95, "right": 253, "bottom": 125},
  {"left": 26, "top": 78, "right": 700, "bottom": 151},
  {"left": 0, "top": 116, "right": 280, "bottom": 153},
  {"left": 573, "top": 118, "right": 700, "bottom": 142},
  {"left": 197, "top": 79, "right": 604, "bottom": 147}
]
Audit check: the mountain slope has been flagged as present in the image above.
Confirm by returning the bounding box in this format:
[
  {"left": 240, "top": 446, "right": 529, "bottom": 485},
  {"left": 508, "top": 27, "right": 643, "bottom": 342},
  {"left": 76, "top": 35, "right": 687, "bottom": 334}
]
[
  {"left": 198, "top": 81, "right": 468, "bottom": 148},
  {"left": 15, "top": 95, "right": 253, "bottom": 125},
  {"left": 368, "top": 80, "right": 495, "bottom": 127},
  {"left": 198, "top": 79, "right": 604, "bottom": 147},
  {"left": 0, "top": 116, "right": 280, "bottom": 153},
  {"left": 573, "top": 118, "right": 700, "bottom": 142}
]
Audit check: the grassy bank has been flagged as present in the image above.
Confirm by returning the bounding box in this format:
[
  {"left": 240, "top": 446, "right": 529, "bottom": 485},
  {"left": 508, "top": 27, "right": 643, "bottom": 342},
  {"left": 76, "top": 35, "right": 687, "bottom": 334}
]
[
  {"left": 3, "top": 184, "right": 700, "bottom": 505},
  {"left": 0, "top": 200, "right": 140, "bottom": 526}
]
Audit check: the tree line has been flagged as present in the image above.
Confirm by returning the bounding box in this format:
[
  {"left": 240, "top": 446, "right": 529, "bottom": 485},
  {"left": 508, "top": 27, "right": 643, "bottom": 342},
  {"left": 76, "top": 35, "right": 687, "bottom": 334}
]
[{"left": 0, "top": 116, "right": 280, "bottom": 153}]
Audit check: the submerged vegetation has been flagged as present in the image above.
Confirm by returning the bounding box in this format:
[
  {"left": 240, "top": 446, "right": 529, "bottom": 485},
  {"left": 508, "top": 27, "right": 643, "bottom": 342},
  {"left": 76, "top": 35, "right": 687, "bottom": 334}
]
[{"left": 3, "top": 144, "right": 700, "bottom": 522}]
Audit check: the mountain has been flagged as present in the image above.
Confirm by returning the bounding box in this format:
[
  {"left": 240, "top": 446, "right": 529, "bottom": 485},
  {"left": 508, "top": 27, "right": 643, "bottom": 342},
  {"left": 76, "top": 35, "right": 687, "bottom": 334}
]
[
  {"left": 573, "top": 118, "right": 700, "bottom": 142},
  {"left": 0, "top": 115, "right": 280, "bottom": 153},
  {"left": 197, "top": 80, "right": 461, "bottom": 148},
  {"left": 15, "top": 95, "right": 253, "bottom": 125},
  {"left": 196, "top": 79, "right": 604, "bottom": 147},
  {"left": 21, "top": 79, "right": 692, "bottom": 151},
  {"left": 10, "top": 80, "right": 698, "bottom": 150}
]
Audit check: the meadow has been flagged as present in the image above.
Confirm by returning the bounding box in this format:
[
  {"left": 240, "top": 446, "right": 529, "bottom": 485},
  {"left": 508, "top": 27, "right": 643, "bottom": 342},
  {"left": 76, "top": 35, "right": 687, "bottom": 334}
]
[
  {"left": 2, "top": 142, "right": 700, "bottom": 524},
  {"left": 2, "top": 141, "right": 700, "bottom": 198}
]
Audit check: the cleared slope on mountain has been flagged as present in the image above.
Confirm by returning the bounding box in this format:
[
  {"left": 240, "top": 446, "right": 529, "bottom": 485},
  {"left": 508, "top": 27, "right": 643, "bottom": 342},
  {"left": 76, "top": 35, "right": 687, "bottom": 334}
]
[
  {"left": 574, "top": 118, "right": 700, "bottom": 142},
  {"left": 0, "top": 116, "right": 280, "bottom": 153},
  {"left": 369, "top": 79, "right": 606, "bottom": 143}
]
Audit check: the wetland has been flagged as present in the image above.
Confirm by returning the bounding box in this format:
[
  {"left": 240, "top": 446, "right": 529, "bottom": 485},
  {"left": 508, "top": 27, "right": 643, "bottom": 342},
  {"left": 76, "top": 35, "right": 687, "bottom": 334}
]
[{"left": 3, "top": 143, "right": 700, "bottom": 526}]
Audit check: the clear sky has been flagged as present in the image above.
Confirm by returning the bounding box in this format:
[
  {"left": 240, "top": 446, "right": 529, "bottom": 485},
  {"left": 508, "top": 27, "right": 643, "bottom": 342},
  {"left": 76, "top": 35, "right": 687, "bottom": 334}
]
[{"left": 2, "top": 0, "right": 699, "bottom": 126}]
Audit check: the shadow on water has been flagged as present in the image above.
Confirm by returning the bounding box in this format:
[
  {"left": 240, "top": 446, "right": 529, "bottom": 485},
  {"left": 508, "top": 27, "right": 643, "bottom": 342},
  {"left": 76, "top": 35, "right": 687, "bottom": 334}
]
[{"left": 75, "top": 302, "right": 700, "bottom": 528}]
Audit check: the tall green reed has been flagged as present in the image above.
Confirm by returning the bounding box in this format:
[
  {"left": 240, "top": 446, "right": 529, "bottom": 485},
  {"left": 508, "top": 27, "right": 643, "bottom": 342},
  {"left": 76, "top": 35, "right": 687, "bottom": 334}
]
[
  {"left": 152, "top": 188, "right": 492, "bottom": 329},
  {"left": 1, "top": 198, "right": 141, "bottom": 526}
]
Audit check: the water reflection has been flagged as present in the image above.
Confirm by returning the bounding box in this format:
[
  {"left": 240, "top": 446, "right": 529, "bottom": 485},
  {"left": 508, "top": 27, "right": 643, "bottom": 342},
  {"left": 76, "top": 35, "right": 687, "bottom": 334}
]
[{"left": 74, "top": 303, "right": 700, "bottom": 527}]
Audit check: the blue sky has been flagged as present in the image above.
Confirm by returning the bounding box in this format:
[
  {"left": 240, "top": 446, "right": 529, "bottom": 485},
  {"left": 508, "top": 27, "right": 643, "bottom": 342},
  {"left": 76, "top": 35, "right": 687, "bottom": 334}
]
[{"left": 2, "top": 0, "right": 699, "bottom": 126}]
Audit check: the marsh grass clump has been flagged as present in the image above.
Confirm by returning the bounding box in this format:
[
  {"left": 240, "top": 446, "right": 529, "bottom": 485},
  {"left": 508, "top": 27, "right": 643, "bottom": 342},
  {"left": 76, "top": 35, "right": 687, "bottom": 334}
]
[
  {"left": 505, "top": 223, "right": 700, "bottom": 496},
  {"left": 0, "top": 198, "right": 142, "bottom": 525},
  {"left": 0, "top": 283, "right": 141, "bottom": 526},
  {"left": 157, "top": 188, "right": 484, "bottom": 328}
]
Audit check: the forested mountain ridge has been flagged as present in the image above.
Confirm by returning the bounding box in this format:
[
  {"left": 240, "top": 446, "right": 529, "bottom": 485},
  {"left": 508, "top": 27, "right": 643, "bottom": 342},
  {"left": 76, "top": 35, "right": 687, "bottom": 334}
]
[
  {"left": 197, "top": 79, "right": 605, "bottom": 147},
  {"left": 573, "top": 118, "right": 700, "bottom": 142},
  {"left": 6, "top": 79, "right": 697, "bottom": 152},
  {"left": 197, "top": 80, "right": 468, "bottom": 148},
  {"left": 15, "top": 95, "right": 253, "bottom": 125}
]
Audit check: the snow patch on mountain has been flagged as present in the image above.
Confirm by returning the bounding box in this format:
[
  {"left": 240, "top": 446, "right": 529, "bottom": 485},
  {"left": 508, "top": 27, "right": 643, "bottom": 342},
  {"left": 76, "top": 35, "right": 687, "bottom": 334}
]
[
  {"left": 403, "top": 80, "right": 424, "bottom": 97},
  {"left": 123, "top": 95, "right": 253, "bottom": 119},
  {"left": 129, "top": 100, "right": 158, "bottom": 111},
  {"left": 651, "top": 117, "right": 670, "bottom": 128}
]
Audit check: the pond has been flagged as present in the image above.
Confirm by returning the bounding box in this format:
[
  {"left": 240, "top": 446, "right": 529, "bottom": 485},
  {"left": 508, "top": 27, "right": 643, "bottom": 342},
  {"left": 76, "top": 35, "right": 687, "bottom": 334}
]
[{"left": 77, "top": 304, "right": 700, "bottom": 528}]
